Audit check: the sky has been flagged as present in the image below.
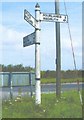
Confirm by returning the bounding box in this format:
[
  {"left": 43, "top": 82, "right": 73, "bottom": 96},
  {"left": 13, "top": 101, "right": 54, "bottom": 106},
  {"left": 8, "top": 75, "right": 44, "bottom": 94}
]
[
  {"left": 0, "top": 1, "right": 83, "bottom": 70},
  {"left": 82, "top": 2, "right": 84, "bottom": 70}
]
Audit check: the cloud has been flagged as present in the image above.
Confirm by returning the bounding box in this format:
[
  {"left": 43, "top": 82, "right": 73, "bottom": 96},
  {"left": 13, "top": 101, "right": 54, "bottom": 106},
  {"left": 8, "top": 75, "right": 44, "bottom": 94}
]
[
  {"left": 0, "top": 19, "right": 82, "bottom": 69},
  {"left": 0, "top": 24, "right": 27, "bottom": 51},
  {"left": 0, "top": 24, "right": 35, "bottom": 67}
]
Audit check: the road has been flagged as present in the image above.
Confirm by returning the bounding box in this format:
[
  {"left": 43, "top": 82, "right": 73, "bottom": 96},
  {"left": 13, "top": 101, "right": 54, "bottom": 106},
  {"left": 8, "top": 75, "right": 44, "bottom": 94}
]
[
  {"left": 0, "top": 83, "right": 83, "bottom": 99},
  {"left": 41, "top": 83, "right": 83, "bottom": 92}
]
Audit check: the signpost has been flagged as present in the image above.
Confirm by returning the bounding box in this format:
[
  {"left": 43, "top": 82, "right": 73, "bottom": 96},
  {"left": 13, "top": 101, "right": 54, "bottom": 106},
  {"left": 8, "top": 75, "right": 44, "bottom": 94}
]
[
  {"left": 23, "top": 32, "right": 35, "bottom": 47},
  {"left": 23, "top": 3, "right": 41, "bottom": 104},
  {"left": 35, "top": 3, "right": 41, "bottom": 105},
  {"left": 23, "top": 2, "right": 68, "bottom": 104},
  {"left": 40, "top": 13, "right": 68, "bottom": 23}
]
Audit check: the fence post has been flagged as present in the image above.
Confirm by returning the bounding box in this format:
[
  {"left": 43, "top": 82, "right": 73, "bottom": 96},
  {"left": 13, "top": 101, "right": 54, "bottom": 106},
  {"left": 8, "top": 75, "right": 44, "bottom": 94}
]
[
  {"left": 1, "top": 73, "right": 3, "bottom": 87},
  {"left": 29, "top": 73, "right": 33, "bottom": 97},
  {"left": 9, "top": 72, "right": 13, "bottom": 99},
  {"left": 77, "top": 80, "right": 80, "bottom": 92}
]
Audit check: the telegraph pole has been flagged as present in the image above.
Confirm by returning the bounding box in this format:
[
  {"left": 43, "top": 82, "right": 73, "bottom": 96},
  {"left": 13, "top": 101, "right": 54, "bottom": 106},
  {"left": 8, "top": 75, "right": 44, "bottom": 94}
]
[
  {"left": 55, "top": 0, "right": 61, "bottom": 98},
  {"left": 35, "top": 3, "right": 41, "bottom": 104}
]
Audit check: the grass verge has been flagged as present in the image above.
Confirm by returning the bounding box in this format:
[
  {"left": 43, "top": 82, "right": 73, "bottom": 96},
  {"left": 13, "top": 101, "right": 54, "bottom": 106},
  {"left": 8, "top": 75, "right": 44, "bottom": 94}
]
[
  {"left": 41, "top": 78, "right": 83, "bottom": 84},
  {"left": 2, "top": 90, "right": 82, "bottom": 118}
]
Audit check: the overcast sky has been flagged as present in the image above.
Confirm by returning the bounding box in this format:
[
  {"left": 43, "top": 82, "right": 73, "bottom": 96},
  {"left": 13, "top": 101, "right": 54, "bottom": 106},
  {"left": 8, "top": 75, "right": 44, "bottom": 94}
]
[{"left": 0, "top": 1, "right": 82, "bottom": 70}]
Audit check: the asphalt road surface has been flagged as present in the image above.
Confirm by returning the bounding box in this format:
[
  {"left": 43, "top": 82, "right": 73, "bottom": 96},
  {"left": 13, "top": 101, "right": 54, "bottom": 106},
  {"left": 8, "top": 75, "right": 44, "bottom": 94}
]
[{"left": 0, "top": 83, "right": 83, "bottom": 99}]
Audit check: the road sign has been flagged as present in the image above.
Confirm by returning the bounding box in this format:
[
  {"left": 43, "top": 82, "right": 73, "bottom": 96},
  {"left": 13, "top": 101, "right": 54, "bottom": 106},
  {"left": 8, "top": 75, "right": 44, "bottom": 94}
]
[
  {"left": 24, "top": 9, "right": 37, "bottom": 28},
  {"left": 40, "top": 13, "right": 68, "bottom": 23},
  {"left": 23, "top": 32, "right": 35, "bottom": 47}
]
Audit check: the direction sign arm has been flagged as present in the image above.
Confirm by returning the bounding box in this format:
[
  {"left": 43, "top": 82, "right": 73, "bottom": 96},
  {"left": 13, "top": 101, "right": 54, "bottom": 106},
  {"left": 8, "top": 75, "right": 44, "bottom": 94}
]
[{"left": 24, "top": 9, "right": 38, "bottom": 28}]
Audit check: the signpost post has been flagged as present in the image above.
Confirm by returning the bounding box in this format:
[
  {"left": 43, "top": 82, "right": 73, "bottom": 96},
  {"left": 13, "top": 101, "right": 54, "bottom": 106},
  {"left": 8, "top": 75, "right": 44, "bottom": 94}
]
[
  {"left": 23, "top": 3, "right": 41, "bottom": 104},
  {"left": 35, "top": 3, "right": 41, "bottom": 104},
  {"left": 23, "top": 2, "right": 68, "bottom": 104}
]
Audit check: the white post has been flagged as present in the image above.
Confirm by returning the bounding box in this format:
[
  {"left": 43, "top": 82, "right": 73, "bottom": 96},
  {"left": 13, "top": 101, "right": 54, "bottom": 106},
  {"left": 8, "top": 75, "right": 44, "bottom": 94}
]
[{"left": 35, "top": 3, "right": 41, "bottom": 104}]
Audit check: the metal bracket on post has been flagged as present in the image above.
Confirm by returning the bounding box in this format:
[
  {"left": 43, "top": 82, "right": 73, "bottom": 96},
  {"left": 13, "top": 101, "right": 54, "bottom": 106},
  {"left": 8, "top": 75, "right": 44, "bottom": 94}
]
[{"left": 35, "top": 42, "right": 40, "bottom": 45}]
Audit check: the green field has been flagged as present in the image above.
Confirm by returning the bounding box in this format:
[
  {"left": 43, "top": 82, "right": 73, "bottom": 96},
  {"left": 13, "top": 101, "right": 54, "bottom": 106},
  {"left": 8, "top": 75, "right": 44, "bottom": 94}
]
[
  {"left": 41, "top": 78, "right": 83, "bottom": 84},
  {"left": 2, "top": 90, "right": 83, "bottom": 118}
]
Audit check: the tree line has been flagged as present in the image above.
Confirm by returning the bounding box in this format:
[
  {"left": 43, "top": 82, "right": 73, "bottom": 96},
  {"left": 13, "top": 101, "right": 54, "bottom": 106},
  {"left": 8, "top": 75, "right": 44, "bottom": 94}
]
[
  {"left": 41, "top": 70, "right": 82, "bottom": 79},
  {"left": 0, "top": 64, "right": 82, "bottom": 79},
  {"left": 0, "top": 64, "right": 34, "bottom": 72}
]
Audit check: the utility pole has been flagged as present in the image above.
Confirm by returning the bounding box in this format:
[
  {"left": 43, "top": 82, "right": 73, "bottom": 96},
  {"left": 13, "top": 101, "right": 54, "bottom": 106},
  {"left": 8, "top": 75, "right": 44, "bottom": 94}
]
[
  {"left": 55, "top": 0, "right": 61, "bottom": 98},
  {"left": 35, "top": 3, "right": 41, "bottom": 104}
]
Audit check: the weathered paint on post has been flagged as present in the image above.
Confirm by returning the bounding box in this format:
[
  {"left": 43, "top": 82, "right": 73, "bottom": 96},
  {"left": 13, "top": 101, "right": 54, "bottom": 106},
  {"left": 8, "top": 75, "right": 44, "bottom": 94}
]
[{"left": 35, "top": 3, "right": 41, "bottom": 104}]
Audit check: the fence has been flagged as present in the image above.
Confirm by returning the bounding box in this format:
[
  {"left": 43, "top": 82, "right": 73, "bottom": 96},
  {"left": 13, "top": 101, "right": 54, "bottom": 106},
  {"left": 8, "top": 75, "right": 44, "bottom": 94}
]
[
  {"left": 0, "top": 72, "right": 35, "bottom": 87},
  {"left": 0, "top": 72, "right": 35, "bottom": 99}
]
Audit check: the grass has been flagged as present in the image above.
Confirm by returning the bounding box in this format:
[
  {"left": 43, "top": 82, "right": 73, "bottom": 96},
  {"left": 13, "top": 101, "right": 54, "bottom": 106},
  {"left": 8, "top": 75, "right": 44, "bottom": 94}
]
[
  {"left": 41, "top": 78, "right": 83, "bottom": 84},
  {"left": 2, "top": 90, "right": 83, "bottom": 118}
]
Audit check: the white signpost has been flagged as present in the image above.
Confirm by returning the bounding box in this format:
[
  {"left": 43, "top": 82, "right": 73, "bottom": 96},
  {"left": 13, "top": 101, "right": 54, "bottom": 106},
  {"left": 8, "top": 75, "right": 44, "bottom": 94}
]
[
  {"left": 23, "top": 4, "right": 41, "bottom": 105},
  {"left": 23, "top": 3, "right": 68, "bottom": 105},
  {"left": 40, "top": 13, "right": 68, "bottom": 23},
  {"left": 23, "top": 32, "right": 35, "bottom": 47}
]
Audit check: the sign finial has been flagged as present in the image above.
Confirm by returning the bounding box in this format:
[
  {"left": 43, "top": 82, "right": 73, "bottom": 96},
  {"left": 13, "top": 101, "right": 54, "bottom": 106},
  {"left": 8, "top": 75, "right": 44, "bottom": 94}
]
[{"left": 35, "top": 3, "right": 40, "bottom": 8}]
